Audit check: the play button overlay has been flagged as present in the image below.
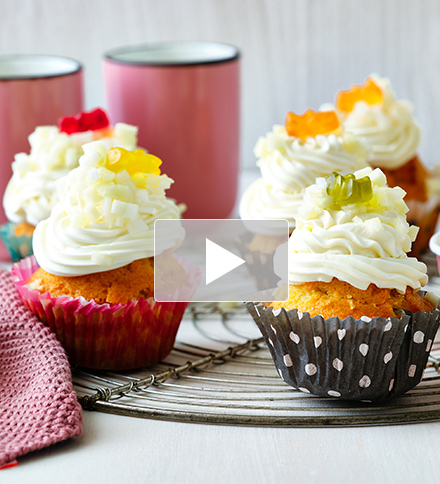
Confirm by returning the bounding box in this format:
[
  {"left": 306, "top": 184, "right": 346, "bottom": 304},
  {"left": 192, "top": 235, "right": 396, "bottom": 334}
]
[
  {"left": 154, "top": 219, "right": 288, "bottom": 303},
  {"left": 206, "top": 238, "right": 246, "bottom": 285}
]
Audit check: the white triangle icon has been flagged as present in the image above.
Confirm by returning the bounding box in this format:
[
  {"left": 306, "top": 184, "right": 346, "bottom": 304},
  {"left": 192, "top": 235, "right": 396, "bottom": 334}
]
[{"left": 205, "top": 238, "right": 246, "bottom": 285}]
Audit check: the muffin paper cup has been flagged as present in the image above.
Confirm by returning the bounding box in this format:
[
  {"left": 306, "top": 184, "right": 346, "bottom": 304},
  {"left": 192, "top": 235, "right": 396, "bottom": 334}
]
[
  {"left": 245, "top": 298, "right": 440, "bottom": 402},
  {"left": 0, "top": 222, "right": 33, "bottom": 262},
  {"left": 12, "top": 256, "right": 200, "bottom": 370}
]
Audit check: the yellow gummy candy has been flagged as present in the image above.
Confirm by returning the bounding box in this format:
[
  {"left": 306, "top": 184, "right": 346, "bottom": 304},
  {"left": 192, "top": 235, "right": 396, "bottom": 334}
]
[{"left": 105, "top": 148, "right": 162, "bottom": 186}]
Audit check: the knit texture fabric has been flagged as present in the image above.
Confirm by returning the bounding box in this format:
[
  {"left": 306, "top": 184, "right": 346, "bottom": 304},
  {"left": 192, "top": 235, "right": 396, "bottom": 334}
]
[{"left": 0, "top": 269, "right": 82, "bottom": 466}]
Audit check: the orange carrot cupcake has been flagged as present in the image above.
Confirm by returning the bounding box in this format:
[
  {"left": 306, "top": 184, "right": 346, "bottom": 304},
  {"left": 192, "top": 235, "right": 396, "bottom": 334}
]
[
  {"left": 1, "top": 108, "right": 139, "bottom": 261},
  {"left": 335, "top": 75, "right": 440, "bottom": 256},
  {"left": 246, "top": 168, "right": 440, "bottom": 401},
  {"left": 12, "top": 141, "right": 198, "bottom": 370}
]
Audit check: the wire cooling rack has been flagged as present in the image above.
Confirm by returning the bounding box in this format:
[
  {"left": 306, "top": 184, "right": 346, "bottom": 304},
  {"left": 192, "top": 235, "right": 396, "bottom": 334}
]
[{"left": 73, "top": 251, "right": 440, "bottom": 427}]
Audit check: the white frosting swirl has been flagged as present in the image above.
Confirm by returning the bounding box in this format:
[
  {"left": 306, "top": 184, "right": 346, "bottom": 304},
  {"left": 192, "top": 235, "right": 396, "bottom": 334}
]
[
  {"left": 239, "top": 126, "right": 369, "bottom": 230},
  {"left": 283, "top": 167, "right": 428, "bottom": 293},
  {"left": 340, "top": 75, "right": 421, "bottom": 170},
  {"left": 3, "top": 123, "right": 139, "bottom": 226},
  {"left": 33, "top": 141, "right": 183, "bottom": 276}
]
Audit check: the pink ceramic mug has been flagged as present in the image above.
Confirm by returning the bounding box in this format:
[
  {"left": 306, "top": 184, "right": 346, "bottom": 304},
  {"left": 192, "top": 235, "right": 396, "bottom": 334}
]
[
  {"left": 0, "top": 54, "right": 83, "bottom": 260},
  {"left": 103, "top": 41, "right": 240, "bottom": 219}
]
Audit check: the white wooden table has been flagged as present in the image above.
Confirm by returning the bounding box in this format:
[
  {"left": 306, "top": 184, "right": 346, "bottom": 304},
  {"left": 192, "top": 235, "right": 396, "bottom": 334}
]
[{"left": 7, "top": 411, "right": 440, "bottom": 484}]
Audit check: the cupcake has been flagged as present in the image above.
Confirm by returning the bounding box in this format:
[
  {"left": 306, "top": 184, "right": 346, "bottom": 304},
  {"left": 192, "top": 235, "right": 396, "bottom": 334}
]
[
  {"left": 239, "top": 110, "right": 370, "bottom": 231},
  {"left": 237, "top": 110, "right": 369, "bottom": 288},
  {"left": 12, "top": 141, "right": 197, "bottom": 370},
  {"left": 335, "top": 75, "right": 440, "bottom": 256},
  {"left": 1, "top": 108, "right": 139, "bottom": 261},
  {"left": 246, "top": 168, "right": 440, "bottom": 401}
]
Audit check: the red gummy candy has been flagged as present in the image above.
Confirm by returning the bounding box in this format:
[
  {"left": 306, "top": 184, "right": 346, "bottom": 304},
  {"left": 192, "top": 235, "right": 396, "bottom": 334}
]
[
  {"left": 58, "top": 117, "right": 78, "bottom": 135},
  {"left": 58, "top": 108, "right": 110, "bottom": 134}
]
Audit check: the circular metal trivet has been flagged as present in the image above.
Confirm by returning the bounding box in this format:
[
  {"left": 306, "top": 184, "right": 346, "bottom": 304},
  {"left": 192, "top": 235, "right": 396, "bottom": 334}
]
[{"left": 73, "top": 298, "right": 440, "bottom": 427}]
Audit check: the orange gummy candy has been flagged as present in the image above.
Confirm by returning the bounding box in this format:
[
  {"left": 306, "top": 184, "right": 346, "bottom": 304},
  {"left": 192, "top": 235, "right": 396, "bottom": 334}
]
[
  {"left": 336, "top": 77, "right": 383, "bottom": 113},
  {"left": 285, "top": 110, "right": 340, "bottom": 139}
]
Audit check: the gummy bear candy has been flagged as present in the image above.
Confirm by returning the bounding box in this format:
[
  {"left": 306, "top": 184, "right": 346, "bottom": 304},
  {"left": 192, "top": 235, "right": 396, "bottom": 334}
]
[
  {"left": 336, "top": 78, "right": 383, "bottom": 113},
  {"left": 105, "top": 147, "right": 162, "bottom": 188},
  {"left": 326, "top": 172, "right": 373, "bottom": 207},
  {"left": 59, "top": 108, "right": 110, "bottom": 134},
  {"left": 285, "top": 110, "right": 340, "bottom": 139}
]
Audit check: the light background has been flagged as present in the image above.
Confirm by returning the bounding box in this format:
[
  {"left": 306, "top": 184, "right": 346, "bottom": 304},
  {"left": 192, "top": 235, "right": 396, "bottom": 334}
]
[{"left": 1, "top": 0, "right": 439, "bottom": 168}]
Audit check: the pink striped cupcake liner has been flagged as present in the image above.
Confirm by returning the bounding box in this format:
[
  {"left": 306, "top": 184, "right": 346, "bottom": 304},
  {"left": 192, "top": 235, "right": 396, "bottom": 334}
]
[{"left": 12, "top": 256, "right": 200, "bottom": 370}]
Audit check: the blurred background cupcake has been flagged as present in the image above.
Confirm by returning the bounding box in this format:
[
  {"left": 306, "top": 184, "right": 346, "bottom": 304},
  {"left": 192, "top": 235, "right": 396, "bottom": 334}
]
[
  {"left": 335, "top": 75, "right": 440, "bottom": 257},
  {"left": 247, "top": 167, "right": 440, "bottom": 401},
  {"left": 239, "top": 109, "right": 370, "bottom": 231},
  {"left": 1, "top": 108, "right": 139, "bottom": 261},
  {"left": 237, "top": 109, "right": 370, "bottom": 289},
  {"left": 12, "top": 141, "right": 196, "bottom": 370}
]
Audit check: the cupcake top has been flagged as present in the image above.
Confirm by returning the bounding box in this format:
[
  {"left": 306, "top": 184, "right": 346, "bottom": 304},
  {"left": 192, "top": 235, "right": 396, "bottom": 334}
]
[
  {"left": 32, "top": 141, "right": 183, "bottom": 277},
  {"left": 336, "top": 75, "right": 421, "bottom": 170},
  {"left": 239, "top": 110, "right": 369, "bottom": 231},
  {"left": 3, "top": 108, "right": 139, "bottom": 227},
  {"left": 283, "top": 167, "right": 428, "bottom": 293}
]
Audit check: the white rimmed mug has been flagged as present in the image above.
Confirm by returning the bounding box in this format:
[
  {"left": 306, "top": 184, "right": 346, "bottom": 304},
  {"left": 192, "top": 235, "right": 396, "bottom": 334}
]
[
  {"left": 103, "top": 41, "right": 240, "bottom": 219},
  {"left": 0, "top": 54, "right": 83, "bottom": 260}
]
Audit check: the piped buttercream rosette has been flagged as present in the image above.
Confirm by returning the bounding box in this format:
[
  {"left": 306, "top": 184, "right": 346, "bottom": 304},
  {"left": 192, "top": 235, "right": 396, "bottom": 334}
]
[
  {"left": 32, "top": 141, "right": 184, "bottom": 277},
  {"left": 239, "top": 110, "right": 370, "bottom": 231}
]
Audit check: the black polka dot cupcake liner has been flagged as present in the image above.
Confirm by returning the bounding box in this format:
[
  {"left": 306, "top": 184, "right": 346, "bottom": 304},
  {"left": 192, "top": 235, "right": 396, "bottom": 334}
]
[{"left": 245, "top": 297, "right": 440, "bottom": 402}]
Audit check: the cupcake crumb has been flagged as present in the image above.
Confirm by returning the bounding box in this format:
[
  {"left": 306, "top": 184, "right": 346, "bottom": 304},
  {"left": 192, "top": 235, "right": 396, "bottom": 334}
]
[
  {"left": 269, "top": 278, "right": 435, "bottom": 320},
  {"left": 27, "top": 253, "right": 189, "bottom": 305}
]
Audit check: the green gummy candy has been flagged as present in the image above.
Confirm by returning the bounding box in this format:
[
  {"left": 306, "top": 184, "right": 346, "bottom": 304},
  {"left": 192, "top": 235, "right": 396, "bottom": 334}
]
[{"left": 326, "top": 172, "right": 373, "bottom": 206}]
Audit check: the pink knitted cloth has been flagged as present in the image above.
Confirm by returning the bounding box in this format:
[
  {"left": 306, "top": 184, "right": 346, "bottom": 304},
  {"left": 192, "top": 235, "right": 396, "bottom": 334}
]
[{"left": 0, "top": 269, "right": 82, "bottom": 467}]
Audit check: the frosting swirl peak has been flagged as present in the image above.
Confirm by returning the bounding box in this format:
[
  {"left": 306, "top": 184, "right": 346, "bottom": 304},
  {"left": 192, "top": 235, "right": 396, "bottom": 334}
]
[
  {"left": 338, "top": 75, "right": 421, "bottom": 170},
  {"left": 33, "top": 141, "right": 182, "bottom": 276},
  {"left": 283, "top": 167, "right": 428, "bottom": 292},
  {"left": 3, "top": 122, "right": 139, "bottom": 226},
  {"left": 239, "top": 121, "right": 370, "bottom": 230}
]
